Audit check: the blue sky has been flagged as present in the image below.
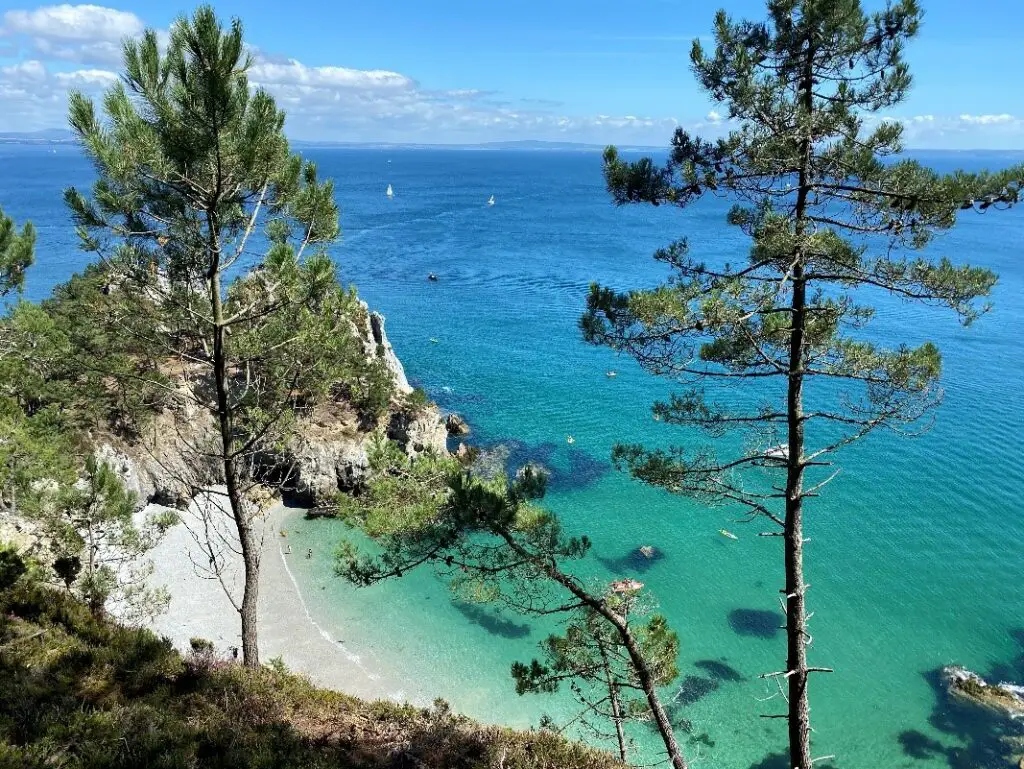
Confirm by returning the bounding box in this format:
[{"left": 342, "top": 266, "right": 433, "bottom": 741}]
[{"left": 0, "top": 0, "right": 1022, "bottom": 147}]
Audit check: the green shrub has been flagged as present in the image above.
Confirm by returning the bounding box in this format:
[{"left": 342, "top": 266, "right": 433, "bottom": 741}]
[{"left": 0, "top": 543, "right": 26, "bottom": 591}]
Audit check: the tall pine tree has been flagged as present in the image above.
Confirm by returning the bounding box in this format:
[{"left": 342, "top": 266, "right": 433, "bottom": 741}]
[
  {"left": 65, "top": 6, "right": 343, "bottom": 666},
  {"left": 583, "top": 1, "right": 1022, "bottom": 765}
]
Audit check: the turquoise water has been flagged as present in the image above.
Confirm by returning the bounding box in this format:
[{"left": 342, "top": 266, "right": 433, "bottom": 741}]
[{"left": 5, "top": 143, "right": 1024, "bottom": 768}]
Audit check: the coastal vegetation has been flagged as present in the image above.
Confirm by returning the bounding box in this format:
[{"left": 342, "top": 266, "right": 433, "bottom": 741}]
[
  {"left": 0, "top": 556, "right": 626, "bottom": 769},
  {"left": 0, "top": 204, "right": 34, "bottom": 297},
  {"left": 584, "top": 0, "right": 1023, "bottom": 766}
]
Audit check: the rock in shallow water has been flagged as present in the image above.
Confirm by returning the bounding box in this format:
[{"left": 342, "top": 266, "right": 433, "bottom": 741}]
[{"left": 942, "top": 665, "right": 1024, "bottom": 719}]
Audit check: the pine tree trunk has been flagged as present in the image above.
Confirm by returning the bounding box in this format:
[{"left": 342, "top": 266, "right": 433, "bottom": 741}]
[
  {"left": 230, "top": 467, "right": 260, "bottom": 667},
  {"left": 784, "top": 270, "right": 811, "bottom": 769},
  {"left": 618, "top": 621, "right": 687, "bottom": 769},
  {"left": 209, "top": 213, "right": 261, "bottom": 668},
  {"left": 597, "top": 635, "right": 628, "bottom": 763},
  {"left": 783, "top": 46, "right": 814, "bottom": 769}
]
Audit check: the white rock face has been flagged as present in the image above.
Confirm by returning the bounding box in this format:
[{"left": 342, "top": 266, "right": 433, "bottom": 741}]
[{"left": 368, "top": 310, "right": 413, "bottom": 395}]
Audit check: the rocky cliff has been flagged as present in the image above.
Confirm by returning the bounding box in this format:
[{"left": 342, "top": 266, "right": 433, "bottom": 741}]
[{"left": 94, "top": 308, "right": 447, "bottom": 510}]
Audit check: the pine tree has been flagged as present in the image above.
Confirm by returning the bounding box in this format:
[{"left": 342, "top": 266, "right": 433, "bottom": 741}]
[
  {"left": 65, "top": 6, "right": 343, "bottom": 666},
  {"left": 337, "top": 443, "right": 691, "bottom": 769},
  {"left": 0, "top": 204, "right": 34, "bottom": 297},
  {"left": 512, "top": 593, "right": 679, "bottom": 764},
  {"left": 46, "top": 455, "right": 176, "bottom": 620},
  {"left": 583, "top": 1, "right": 1023, "bottom": 765}
]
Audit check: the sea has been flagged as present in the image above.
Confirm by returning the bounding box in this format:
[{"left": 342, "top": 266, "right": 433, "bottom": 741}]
[{"left": 4, "top": 142, "right": 1023, "bottom": 769}]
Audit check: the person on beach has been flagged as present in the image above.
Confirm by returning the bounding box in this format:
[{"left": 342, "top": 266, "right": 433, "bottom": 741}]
[{"left": 285, "top": 545, "right": 292, "bottom": 555}]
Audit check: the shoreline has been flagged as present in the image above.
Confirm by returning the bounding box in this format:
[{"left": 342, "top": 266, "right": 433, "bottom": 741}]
[{"left": 139, "top": 496, "right": 414, "bottom": 703}]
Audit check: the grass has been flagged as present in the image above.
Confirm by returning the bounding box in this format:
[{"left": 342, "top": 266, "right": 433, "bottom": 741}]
[{"left": 0, "top": 578, "right": 625, "bottom": 769}]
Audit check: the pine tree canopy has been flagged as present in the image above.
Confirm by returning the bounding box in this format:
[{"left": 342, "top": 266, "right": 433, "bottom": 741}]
[
  {"left": 0, "top": 206, "right": 34, "bottom": 298},
  {"left": 584, "top": 0, "right": 1024, "bottom": 508},
  {"left": 64, "top": 5, "right": 338, "bottom": 292}
]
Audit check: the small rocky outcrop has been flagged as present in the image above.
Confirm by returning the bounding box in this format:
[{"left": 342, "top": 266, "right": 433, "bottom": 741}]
[
  {"left": 446, "top": 413, "right": 470, "bottom": 436},
  {"left": 943, "top": 666, "right": 1024, "bottom": 720},
  {"left": 387, "top": 408, "right": 448, "bottom": 458}
]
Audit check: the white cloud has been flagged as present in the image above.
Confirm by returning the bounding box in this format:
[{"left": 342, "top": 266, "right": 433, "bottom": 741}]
[
  {"left": 3, "top": 3, "right": 141, "bottom": 40},
  {"left": 958, "top": 113, "right": 1014, "bottom": 125},
  {"left": 1, "top": 60, "right": 48, "bottom": 82},
  {"left": 249, "top": 59, "right": 413, "bottom": 91},
  {"left": 54, "top": 67, "right": 116, "bottom": 86},
  {"left": 0, "top": 58, "right": 114, "bottom": 131},
  {"left": 706, "top": 109, "right": 721, "bottom": 123},
  {"left": 1, "top": 4, "right": 143, "bottom": 65}
]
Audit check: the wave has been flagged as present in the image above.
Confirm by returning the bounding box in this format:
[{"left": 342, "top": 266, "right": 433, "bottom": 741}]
[{"left": 276, "top": 542, "right": 379, "bottom": 679}]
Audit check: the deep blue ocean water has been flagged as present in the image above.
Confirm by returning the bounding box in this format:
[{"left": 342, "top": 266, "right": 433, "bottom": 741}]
[{"left": 4, "top": 143, "right": 1023, "bottom": 769}]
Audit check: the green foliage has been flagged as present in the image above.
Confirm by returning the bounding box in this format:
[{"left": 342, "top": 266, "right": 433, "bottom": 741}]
[
  {"left": 513, "top": 601, "right": 679, "bottom": 760},
  {"left": 0, "top": 543, "right": 26, "bottom": 591},
  {"left": 35, "top": 455, "right": 173, "bottom": 620},
  {"left": 406, "top": 387, "right": 432, "bottom": 413},
  {"left": 0, "top": 580, "right": 626, "bottom": 769},
  {"left": 0, "top": 204, "right": 34, "bottom": 298},
  {"left": 0, "top": 397, "right": 77, "bottom": 516},
  {"left": 336, "top": 442, "right": 590, "bottom": 602},
  {"left": 0, "top": 265, "right": 171, "bottom": 440},
  {"left": 337, "top": 444, "right": 686, "bottom": 765}
]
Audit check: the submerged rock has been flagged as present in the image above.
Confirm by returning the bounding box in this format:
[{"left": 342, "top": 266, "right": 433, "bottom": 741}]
[{"left": 942, "top": 666, "right": 1024, "bottom": 720}]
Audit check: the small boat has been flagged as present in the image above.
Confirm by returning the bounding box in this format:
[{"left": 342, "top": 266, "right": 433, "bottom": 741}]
[
  {"left": 719, "top": 529, "right": 738, "bottom": 541},
  {"left": 566, "top": 435, "right": 575, "bottom": 445},
  {"left": 386, "top": 184, "right": 394, "bottom": 198},
  {"left": 487, "top": 195, "right": 495, "bottom": 206},
  {"left": 606, "top": 370, "right": 617, "bottom": 378},
  {"left": 427, "top": 273, "right": 438, "bottom": 282},
  {"left": 429, "top": 337, "right": 439, "bottom": 344}
]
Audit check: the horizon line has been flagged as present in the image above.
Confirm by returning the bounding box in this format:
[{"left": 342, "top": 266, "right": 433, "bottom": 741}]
[{"left": 1, "top": 132, "right": 1023, "bottom": 153}]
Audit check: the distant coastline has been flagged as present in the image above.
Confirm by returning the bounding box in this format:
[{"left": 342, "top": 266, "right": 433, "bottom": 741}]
[{"left": 3, "top": 131, "right": 1024, "bottom": 153}]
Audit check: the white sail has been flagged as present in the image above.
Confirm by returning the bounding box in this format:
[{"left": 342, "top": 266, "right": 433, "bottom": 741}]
[
  {"left": 487, "top": 195, "right": 495, "bottom": 206},
  {"left": 386, "top": 184, "right": 394, "bottom": 198}
]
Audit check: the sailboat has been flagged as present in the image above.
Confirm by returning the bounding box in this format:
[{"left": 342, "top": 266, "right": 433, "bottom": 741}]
[
  {"left": 487, "top": 194, "right": 495, "bottom": 206},
  {"left": 386, "top": 184, "right": 394, "bottom": 199}
]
